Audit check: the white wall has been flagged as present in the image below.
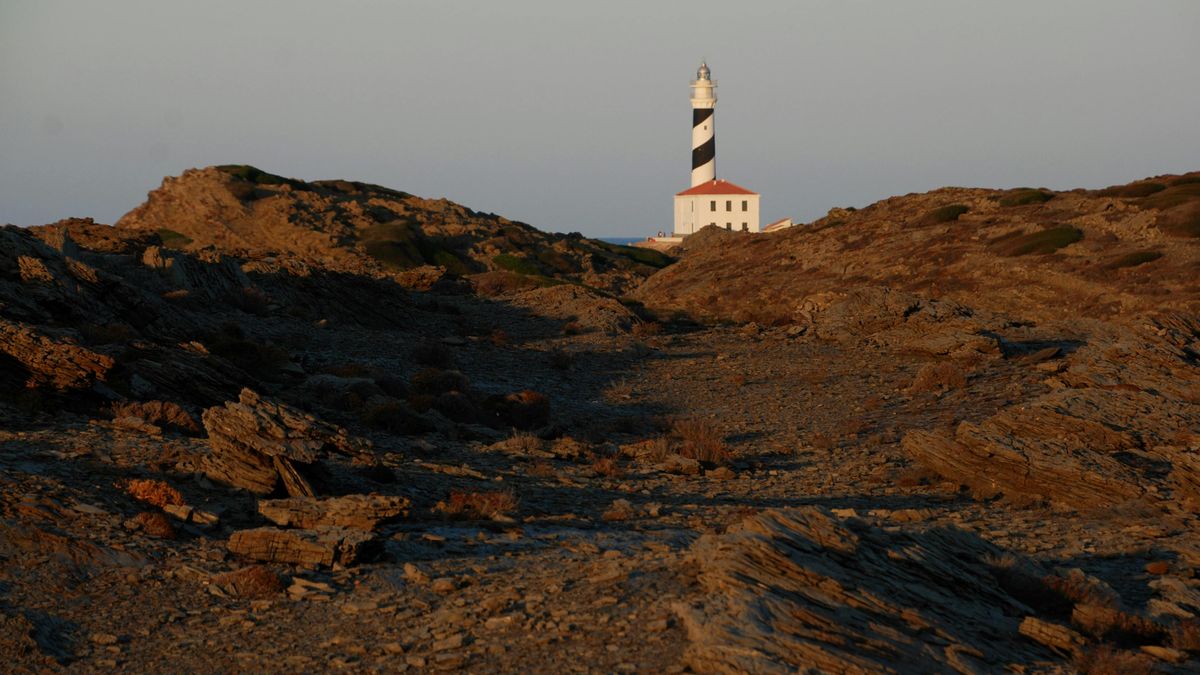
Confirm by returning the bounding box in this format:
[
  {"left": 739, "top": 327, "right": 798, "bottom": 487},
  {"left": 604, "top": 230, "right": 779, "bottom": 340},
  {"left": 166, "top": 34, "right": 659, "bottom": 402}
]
[{"left": 674, "top": 193, "right": 760, "bottom": 235}]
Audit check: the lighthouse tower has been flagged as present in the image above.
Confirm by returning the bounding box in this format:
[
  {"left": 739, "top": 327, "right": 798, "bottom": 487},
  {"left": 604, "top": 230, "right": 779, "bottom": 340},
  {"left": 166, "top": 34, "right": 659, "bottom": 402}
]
[
  {"left": 690, "top": 61, "right": 717, "bottom": 187},
  {"left": 673, "top": 60, "right": 761, "bottom": 236}
]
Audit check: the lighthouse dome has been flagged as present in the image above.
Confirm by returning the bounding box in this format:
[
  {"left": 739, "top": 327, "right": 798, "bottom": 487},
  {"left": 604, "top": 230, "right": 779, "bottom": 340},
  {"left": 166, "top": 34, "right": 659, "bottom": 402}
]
[{"left": 696, "top": 61, "right": 710, "bottom": 81}]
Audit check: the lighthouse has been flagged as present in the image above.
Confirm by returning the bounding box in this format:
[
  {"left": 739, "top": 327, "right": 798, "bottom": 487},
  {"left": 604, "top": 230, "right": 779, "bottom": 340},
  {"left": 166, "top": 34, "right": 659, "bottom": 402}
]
[
  {"left": 690, "top": 62, "right": 717, "bottom": 186},
  {"left": 673, "top": 61, "right": 761, "bottom": 236}
]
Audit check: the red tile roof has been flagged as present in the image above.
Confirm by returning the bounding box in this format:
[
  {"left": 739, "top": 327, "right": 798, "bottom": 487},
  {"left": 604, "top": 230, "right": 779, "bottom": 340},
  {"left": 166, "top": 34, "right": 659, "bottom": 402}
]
[{"left": 675, "top": 179, "right": 758, "bottom": 196}]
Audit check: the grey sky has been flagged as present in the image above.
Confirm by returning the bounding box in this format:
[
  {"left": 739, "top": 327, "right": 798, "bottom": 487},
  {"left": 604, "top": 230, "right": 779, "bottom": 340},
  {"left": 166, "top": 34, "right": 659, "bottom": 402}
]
[{"left": 3, "top": 1, "right": 1198, "bottom": 237}]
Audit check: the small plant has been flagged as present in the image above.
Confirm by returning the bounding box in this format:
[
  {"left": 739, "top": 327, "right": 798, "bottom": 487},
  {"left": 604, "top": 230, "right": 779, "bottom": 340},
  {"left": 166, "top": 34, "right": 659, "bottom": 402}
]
[
  {"left": 122, "top": 478, "right": 185, "bottom": 509},
  {"left": 998, "top": 188, "right": 1054, "bottom": 207},
  {"left": 488, "top": 329, "right": 509, "bottom": 346},
  {"left": 435, "top": 490, "right": 518, "bottom": 520},
  {"left": 1104, "top": 250, "right": 1163, "bottom": 269},
  {"left": 562, "top": 320, "right": 585, "bottom": 336},
  {"left": 672, "top": 417, "right": 731, "bottom": 465},
  {"left": 922, "top": 204, "right": 970, "bottom": 224},
  {"left": 1155, "top": 203, "right": 1200, "bottom": 238}
]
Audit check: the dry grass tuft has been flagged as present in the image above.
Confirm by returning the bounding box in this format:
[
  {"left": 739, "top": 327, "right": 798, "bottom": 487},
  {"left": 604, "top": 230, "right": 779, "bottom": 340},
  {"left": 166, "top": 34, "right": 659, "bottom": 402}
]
[
  {"left": 672, "top": 417, "right": 732, "bottom": 465},
  {"left": 604, "top": 378, "right": 634, "bottom": 402},
  {"left": 631, "top": 321, "right": 662, "bottom": 337},
  {"left": 435, "top": 490, "right": 519, "bottom": 520},
  {"left": 1169, "top": 619, "right": 1200, "bottom": 652},
  {"left": 1073, "top": 645, "right": 1155, "bottom": 675},
  {"left": 211, "top": 565, "right": 284, "bottom": 599},
  {"left": 592, "top": 456, "right": 625, "bottom": 478},
  {"left": 122, "top": 479, "right": 185, "bottom": 509},
  {"left": 501, "top": 430, "right": 544, "bottom": 455},
  {"left": 132, "top": 511, "right": 176, "bottom": 539}
]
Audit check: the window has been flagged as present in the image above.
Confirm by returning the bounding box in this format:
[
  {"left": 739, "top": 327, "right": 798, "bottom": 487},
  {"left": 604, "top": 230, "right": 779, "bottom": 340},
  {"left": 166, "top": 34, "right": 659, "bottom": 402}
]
[
  {"left": 742, "top": 200, "right": 748, "bottom": 211},
  {"left": 726, "top": 200, "right": 732, "bottom": 211},
  {"left": 710, "top": 200, "right": 716, "bottom": 211},
  {"left": 709, "top": 222, "right": 716, "bottom": 227},
  {"left": 742, "top": 223, "right": 748, "bottom": 231},
  {"left": 690, "top": 202, "right": 693, "bottom": 212},
  {"left": 725, "top": 223, "right": 731, "bottom": 230}
]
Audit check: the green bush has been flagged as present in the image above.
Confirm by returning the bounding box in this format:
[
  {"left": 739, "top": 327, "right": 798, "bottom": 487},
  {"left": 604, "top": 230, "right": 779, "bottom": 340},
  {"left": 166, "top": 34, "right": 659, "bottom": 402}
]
[
  {"left": 594, "top": 241, "right": 674, "bottom": 269},
  {"left": 922, "top": 204, "right": 970, "bottom": 224},
  {"left": 1155, "top": 204, "right": 1200, "bottom": 238},
  {"left": 1097, "top": 182, "right": 1166, "bottom": 198},
  {"left": 1105, "top": 251, "right": 1163, "bottom": 269},
  {"left": 156, "top": 228, "right": 192, "bottom": 248},
  {"left": 992, "top": 226, "right": 1083, "bottom": 256},
  {"left": 1141, "top": 183, "right": 1200, "bottom": 210},
  {"left": 998, "top": 188, "right": 1055, "bottom": 207},
  {"left": 493, "top": 253, "right": 541, "bottom": 275}
]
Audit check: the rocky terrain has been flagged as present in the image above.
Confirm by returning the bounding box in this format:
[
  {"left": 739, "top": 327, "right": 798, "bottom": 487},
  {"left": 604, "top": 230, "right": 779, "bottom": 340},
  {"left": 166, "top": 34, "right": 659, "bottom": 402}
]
[{"left": 2, "top": 169, "right": 1199, "bottom": 673}]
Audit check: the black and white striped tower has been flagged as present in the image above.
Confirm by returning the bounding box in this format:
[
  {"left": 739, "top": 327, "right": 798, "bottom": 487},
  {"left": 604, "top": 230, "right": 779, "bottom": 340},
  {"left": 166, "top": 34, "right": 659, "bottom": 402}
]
[{"left": 690, "top": 61, "right": 717, "bottom": 187}]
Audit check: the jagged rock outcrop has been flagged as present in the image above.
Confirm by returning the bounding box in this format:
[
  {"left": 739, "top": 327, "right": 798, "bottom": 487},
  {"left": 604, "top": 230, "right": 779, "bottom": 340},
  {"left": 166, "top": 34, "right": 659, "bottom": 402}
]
[
  {"left": 903, "top": 313, "right": 1200, "bottom": 512},
  {"left": 116, "top": 165, "right": 672, "bottom": 294},
  {"left": 0, "top": 319, "right": 113, "bottom": 391},
  {"left": 226, "top": 526, "right": 377, "bottom": 568},
  {"left": 200, "top": 388, "right": 373, "bottom": 496},
  {"left": 257, "top": 494, "right": 410, "bottom": 531},
  {"left": 674, "top": 508, "right": 1056, "bottom": 673}
]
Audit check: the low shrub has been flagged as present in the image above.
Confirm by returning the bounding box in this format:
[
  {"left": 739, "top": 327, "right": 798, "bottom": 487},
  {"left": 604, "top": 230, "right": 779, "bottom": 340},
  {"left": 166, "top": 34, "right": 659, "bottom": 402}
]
[
  {"left": 1105, "top": 250, "right": 1163, "bottom": 269},
  {"left": 922, "top": 204, "right": 970, "bottom": 224},
  {"left": 631, "top": 320, "right": 663, "bottom": 337},
  {"left": 1155, "top": 203, "right": 1200, "bottom": 238},
  {"left": 991, "top": 226, "right": 1083, "bottom": 256},
  {"left": 1140, "top": 182, "right": 1200, "bottom": 210},
  {"left": 1097, "top": 182, "right": 1166, "bottom": 198},
  {"left": 486, "top": 389, "right": 551, "bottom": 430},
  {"left": 592, "top": 456, "right": 624, "bottom": 478},
  {"left": 998, "top": 188, "right": 1054, "bottom": 207},
  {"left": 156, "top": 228, "right": 193, "bottom": 248},
  {"left": 493, "top": 253, "right": 541, "bottom": 276},
  {"left": 360, "top": 399, "right": 434, "bottom": 435},
  {"left": 411, "top": 339, "right": 454, "bottom": 368},
  {"left": 409, "top": 368, "right": 469, "bottom": 396}
]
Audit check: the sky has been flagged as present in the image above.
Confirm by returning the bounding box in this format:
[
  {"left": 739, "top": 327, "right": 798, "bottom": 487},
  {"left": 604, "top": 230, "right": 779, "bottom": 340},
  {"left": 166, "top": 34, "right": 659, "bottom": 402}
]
[{"left": 2, "top": 1, "right": 1198, "bottom": 237}]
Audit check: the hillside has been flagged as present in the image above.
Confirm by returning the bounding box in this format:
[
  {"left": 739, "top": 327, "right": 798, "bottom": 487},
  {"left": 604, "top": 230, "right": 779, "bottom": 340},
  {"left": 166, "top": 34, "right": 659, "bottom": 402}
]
[
  {"left": 3, "top": 169, "right": 1200, "bottom": 672},
  {"left": 634, "top": 173, "right": 1200, "bottom": 325},
  {"left": 116, "top": 165, "right": 671, "bottom": 295}
]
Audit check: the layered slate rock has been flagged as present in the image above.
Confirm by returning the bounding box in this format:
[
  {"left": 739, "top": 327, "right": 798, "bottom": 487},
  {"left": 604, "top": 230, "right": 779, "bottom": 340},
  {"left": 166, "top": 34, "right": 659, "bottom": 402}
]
[
  {"left": 673, "top": 508, "right": 1056, "bottom": 673},
  {"left": 257, "top": 494, "right": 410, "bottom": 531},
  {"left": 0, "top": 319, "right": 114, "bottom": 391},
  {"left": 200, "top": 388, "right": 373, "bottom": 496},
  {"left": 903, "top": 312, "right": 1200, "bottom": 512},
  {"left": 226, "top": 527, "right": 377, "bottom": 568}
]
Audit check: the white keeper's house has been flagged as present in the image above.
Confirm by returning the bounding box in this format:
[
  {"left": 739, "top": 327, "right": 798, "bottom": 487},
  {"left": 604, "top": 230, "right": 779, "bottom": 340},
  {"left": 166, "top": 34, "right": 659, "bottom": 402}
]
[{"left": 671, "top": 61, "right": 765, "bottom": 236}]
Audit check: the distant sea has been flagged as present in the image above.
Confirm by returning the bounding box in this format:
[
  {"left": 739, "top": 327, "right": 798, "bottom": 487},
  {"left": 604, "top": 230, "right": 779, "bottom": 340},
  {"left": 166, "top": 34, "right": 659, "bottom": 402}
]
[{"left": 598, "top": 237, "right": 644, "bottom": 246}]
